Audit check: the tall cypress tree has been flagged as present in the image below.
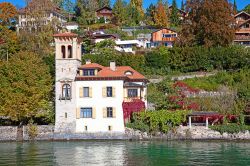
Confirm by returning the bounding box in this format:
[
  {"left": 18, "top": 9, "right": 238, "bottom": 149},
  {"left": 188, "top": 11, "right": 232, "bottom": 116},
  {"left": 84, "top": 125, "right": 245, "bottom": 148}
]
[
  {"left": 233, "top": 0, "right": 237, "bottom": 14},
  {"left": 170, "top": 0, "right": 180, "bottom": 27},
  {"left": 181, "top": 0, "right": 185, "bottom": 11}
]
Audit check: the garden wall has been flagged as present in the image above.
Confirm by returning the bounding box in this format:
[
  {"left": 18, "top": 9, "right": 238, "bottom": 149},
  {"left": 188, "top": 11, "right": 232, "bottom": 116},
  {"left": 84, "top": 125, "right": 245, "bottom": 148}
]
[{"left": 0, "top": 126, "right": 17, "bottom": 141}]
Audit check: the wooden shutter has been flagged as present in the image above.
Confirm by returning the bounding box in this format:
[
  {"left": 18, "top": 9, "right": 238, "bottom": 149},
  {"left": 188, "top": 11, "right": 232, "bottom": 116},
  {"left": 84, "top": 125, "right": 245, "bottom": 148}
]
[
  {"left": 76, "top": 107, "right": 80, "bottom": 119},
  {"left": 124, "top": 88, "right": 127, "bottom": 98},
  {"left": 89, "top": 87, "right": 92, "bottom": 98},
  {"left": 113, "top": 107, "right": 116, "bottom": 118},
  {"left": 79, "top": 70, "right": 83, "bottom": 76},
  {"left": 79, "top": 87, "right": 83, "bottom": 98},
  {"left": 92, "top": 107, "right": 96, "bottom": 119},
  {"left": 102, "top": 87, "right": 106, "bottom": 97},
  {"left": 112, "top": 87, "right": 116, "bottom": 97},
  {"left": 103, "top": 107, "right": 107, "bottom": 118}
]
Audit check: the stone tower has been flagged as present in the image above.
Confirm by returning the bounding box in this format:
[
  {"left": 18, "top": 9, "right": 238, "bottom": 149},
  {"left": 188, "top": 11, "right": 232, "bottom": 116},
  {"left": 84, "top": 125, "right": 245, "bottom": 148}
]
[{"left": 53, "top": 32, "right": 82, "bottom": 133}]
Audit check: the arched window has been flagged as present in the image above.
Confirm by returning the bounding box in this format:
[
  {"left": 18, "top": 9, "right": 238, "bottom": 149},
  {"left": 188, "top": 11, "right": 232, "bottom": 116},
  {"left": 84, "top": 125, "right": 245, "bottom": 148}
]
[
  {"left": 62, "top": 84, "right": 71, "bottom": 99},
  {"left": 68, "top": 45, "right": 72, "bottom": 58},
  {"left": 61, "top": 46, "right": 66, "bottom": 58}
]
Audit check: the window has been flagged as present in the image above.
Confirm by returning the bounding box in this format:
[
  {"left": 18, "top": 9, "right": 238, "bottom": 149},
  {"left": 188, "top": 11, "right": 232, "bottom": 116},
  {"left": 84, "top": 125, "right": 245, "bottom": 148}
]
[
  {"left": 108, "top": 125, "right": 112, "bottom": 131},
  {"left": 65, "top": 112, "right": 67, "bottom": 118},
  {"left": 68, "top": 45, "right": 72, "bottom": 58},
  {"left": 83, "top": 69, "right": 95, "bottom": 76},
  {"left": 61, "top": 46, "right": 66, "bottom": 58},
  {"left": 62, "top": 84, "right": 71, "bottom": 99},
  {"left": 83, "top": 87, "right": 89, "bottom": 97},
  {"left": 128, "top": 89, "right": 138, "bottom": 98},
  {"left": 107, "top": 107, "right": 113, "bottom": 118},
  {"left": 85, "top": 126, "right": 88, "bottom": 131},
  {"left": 107, "top": 87, "right": 113, "bottom": 97},
  {"left": 80, "top": 108, "right": 92, "bottom": 118}
]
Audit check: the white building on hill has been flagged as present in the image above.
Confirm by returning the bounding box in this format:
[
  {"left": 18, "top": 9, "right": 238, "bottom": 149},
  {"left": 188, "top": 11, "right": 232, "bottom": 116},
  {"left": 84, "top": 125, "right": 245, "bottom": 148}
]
[{"left": 53, "top": 32, "right": 148, "bottom": 133}]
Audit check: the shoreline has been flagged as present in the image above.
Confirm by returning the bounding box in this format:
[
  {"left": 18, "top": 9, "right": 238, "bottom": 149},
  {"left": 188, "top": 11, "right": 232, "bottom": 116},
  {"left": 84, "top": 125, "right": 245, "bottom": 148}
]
[{"left": 1, "top": 125, "right": 250, "bottom": 142}]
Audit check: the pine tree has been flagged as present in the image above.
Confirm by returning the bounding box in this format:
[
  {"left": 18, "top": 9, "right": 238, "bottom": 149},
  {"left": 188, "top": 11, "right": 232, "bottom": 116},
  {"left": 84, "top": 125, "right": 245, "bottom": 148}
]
[
  {"left": 180, "top": 0, "right": 235, "bottom": 47},
  {"left": 154, "top": 1, "right": 169, "bottom": 27},
  {"left": 170, "top": 0, "right": 180, "bottom": 27},
  {"left": 146, "top": 3, "right": 156, "bottom": 25},
  {"left": 130, "top": 0, "right": 144, "bottom": 18},
  {"left": 113, "top": 0, "right": 127, "bottom": 25},
  {"left": 75, "top": 0, "right": 98, "bottom": 25},
  {"left": 98, "top": 0, "right": 110, "bottom": 8},
  {"left": 233, "top": 0, "right": 237, "bottom": 14}
]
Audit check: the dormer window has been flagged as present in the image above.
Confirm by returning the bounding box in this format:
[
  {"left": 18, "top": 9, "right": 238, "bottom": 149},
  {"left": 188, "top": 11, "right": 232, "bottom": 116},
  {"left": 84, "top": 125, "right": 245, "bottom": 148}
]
[
  {"left": 83, "top": 69, "right": 95, "bottom": 76},
  {"left": 124, "top": 71, "right": 133, "bottom": 76}
]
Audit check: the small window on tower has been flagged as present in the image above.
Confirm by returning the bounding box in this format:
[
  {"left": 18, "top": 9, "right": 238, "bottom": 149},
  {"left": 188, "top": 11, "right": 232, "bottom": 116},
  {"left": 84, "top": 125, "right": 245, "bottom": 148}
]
[
  {"left": 61, "top": 45, "right": 66, "bottom": 58},
  {"left": 65, "top": 112, "right": 67, "bottom": 118},
  {"left": 68, "top": 45, "right": 72, "bottom": 58}
]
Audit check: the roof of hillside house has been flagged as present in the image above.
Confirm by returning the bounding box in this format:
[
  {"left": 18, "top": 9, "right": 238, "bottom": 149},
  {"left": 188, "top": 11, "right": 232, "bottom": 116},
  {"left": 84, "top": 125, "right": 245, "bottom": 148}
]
[
  {"left": 168, "top": 6, "right": 187, "bottom": 15},
  {"left": 96, "top": 6, "right": 112, "bottom": 12},
  {"left": 151, "top": 28, "right": 177, "bottom": 34},
  {"left": 235, "top": 11, "right": 250, "bottom": 18},
  {"left": 77, "top": 62, "right": 147, "bottom": 81},
  {"left": 53, "top": 32, "right": 78, "bottom": 37}
]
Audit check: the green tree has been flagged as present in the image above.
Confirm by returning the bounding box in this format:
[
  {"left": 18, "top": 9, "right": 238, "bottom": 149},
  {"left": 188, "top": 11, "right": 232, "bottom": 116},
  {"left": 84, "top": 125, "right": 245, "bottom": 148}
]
[
  {"left": 113, "top": 0, "right": 127, "bottom": 25},
  {"left": 98, "top": 0, "right": 110, "bottom": 8},
  {"left": 170, "top": 0, "right": 180, "bottom": 27},
  {"left": 180, "top": 0, "right": 235, "bottom": 47},
  {"left": 233, "top": 0, "right": 237, "bottom": 14},
  {"left": 146, "top": 3, "right": 156, "bottom": 25},
  {"left": 75, "top": 0, "right": 98, "bottom": 25},
  {"left": 181, "top": 0, "right": 185, "bottom": 11},
  {"left": 130, "top": 0, "right": 144, "bottom": 18},
  {"left": 243, "top": 4, "right": 250, "bottom": 13},
  {"left": 0, "top": 51, "right": 53, "bottom": 125}
]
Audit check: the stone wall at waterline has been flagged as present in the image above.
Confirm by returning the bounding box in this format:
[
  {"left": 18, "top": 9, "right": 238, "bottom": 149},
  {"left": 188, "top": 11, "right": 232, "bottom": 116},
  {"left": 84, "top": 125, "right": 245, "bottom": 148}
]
[
  {"left": 1, "top": 125, "right": 250, "bottom": 141},
  {"left": 125, "top": 126, "right": 250, "bottom": 140},
  {"left": 0, "top": 126, "right": 17, "bottom": 141}
]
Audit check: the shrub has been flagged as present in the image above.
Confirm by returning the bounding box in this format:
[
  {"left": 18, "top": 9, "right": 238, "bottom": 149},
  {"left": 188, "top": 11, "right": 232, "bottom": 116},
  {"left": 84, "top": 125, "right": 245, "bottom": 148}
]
[
  {"left": 128, "top": 110, "right": 190, "bottom": 133},
  {"left": 210, "top": 124, "right": 250, "bottom": 134},
  {"left": 27, "top": 123, "right": 38, "bottom": 140}
]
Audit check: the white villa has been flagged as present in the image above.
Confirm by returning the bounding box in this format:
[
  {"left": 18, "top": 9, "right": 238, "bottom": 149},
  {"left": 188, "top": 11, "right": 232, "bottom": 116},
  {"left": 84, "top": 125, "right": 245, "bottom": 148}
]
[{"left": 54, "top": 32, "right": 148, "bottom": 133}]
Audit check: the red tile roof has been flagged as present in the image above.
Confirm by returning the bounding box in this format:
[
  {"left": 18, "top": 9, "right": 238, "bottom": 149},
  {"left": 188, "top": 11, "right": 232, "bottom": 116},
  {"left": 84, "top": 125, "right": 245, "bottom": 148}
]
[
  {"left": 98, "top": 66, "right": 145, "bottom": 80},
  {"left": 79, "top": 63, "right": 104, "bottom": 69},
  {"left": 77, "top": 63, "right": 146, "bottom": 80},
  {"left": 53, "top": 32, "right": 78, "bottom": 37}
]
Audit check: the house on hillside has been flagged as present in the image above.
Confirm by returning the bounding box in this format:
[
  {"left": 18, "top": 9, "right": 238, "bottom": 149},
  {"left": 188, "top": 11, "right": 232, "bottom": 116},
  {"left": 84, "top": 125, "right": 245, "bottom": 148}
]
[
  {"left": 16, "top": 0, "right": 67, "bottom": 32},
  {"left": 234, "top": 11, "right": 250, "bottom": 47},
  {"left": 88, "top": 30, "right": 119, "bottom": 43},
  {"left": 53, "top": 32, "right": 148, "bottom": 133},
  {"left": 95, "top": 6, "right": 113, "bottom": 24},
  {"left": 151, "top": 28, "right": 178, "bottom": 47},
  {"left": 168, "top": 6, "right": 187, "bottom": 20}
]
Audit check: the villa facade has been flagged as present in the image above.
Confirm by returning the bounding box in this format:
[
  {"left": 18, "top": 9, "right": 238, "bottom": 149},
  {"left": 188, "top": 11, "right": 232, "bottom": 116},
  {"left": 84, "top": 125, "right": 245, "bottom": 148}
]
[
  {"left": 54, "top": 32, "right": 147, "bottom": 133},
  {"left": 234, "top": 11, "right": 250, "bottom": 47}
]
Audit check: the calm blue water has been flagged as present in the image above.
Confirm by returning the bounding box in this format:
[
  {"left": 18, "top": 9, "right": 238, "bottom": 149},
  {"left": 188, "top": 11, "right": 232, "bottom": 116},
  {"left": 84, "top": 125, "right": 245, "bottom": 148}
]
[{"left": 0, "top": 141, "right": 250, "bottom": 166}]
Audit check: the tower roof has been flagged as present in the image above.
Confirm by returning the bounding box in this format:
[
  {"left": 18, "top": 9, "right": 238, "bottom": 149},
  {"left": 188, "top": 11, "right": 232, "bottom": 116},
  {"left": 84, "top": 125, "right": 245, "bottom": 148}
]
[{"left": 53, "top": 32, "right": 78, "bottom": 37}]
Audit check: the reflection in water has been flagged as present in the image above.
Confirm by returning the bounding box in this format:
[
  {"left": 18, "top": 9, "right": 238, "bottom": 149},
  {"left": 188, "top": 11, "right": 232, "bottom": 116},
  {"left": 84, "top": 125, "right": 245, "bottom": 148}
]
[{"left": 0, "top": 141, "right": 250, "bottom": 166}]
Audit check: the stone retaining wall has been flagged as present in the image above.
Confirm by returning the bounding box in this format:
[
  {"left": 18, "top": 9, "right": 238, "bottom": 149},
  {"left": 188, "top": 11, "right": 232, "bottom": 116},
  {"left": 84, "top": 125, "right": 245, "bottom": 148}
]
[
  {"left": 1, "top": 125, "right": 250, "bottom": 141},
  {"left": 125, "top": 126, "right": 250, "bottom": 140},
  {"left": 0, "top": 126, "right": 17, "bottom": 141}
]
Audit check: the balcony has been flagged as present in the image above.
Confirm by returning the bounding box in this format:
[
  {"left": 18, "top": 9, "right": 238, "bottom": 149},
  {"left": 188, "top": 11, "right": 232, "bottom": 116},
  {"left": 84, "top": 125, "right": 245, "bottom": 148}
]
[
  {"left": 123, "top": 97, "right": 143, "bottom": 102},
  {"left": 234, "top": 35, "right": 250, "bottom": 41}
]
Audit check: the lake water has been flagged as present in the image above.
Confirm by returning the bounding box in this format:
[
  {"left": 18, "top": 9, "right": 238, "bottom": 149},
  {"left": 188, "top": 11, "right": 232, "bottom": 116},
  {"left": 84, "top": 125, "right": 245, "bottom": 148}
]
[{"left": 0, "top": 141, "right": 250, "bottom": 166}]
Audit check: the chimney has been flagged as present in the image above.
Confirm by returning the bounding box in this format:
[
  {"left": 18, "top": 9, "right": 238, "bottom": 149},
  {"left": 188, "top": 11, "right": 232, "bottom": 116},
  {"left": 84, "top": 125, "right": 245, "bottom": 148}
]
[
  {"left": 110, "top": 61, "right": 116, "bottom": 71},
  {"left": 86, "top": 59, "right": 91, "bottom": 64}
]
